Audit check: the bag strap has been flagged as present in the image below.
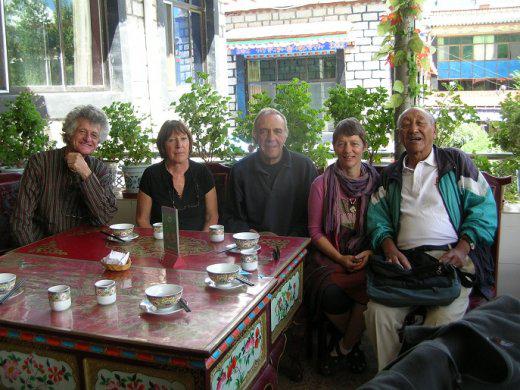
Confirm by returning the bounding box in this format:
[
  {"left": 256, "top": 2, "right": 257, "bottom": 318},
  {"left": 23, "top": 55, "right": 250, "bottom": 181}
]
[{"left": 454, "top": 267, "right": 475, "bottom": 288}]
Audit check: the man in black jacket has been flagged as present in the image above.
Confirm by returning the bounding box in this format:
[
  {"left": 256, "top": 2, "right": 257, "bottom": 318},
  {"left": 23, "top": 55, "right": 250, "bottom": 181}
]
[{"left": 227, "top": 108, "right": 317, "bottom": 236}]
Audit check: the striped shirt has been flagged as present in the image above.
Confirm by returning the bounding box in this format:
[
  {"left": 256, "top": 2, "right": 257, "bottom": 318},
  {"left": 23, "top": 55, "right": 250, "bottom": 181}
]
[{"left": 11, "top": 147, "right": 117, "bottom": 246}]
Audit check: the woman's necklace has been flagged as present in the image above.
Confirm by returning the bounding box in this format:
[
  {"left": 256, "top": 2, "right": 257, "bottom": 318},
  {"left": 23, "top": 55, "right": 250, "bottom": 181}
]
[{"left": 346, "top": 197, "right": 357, "bottom": 213}]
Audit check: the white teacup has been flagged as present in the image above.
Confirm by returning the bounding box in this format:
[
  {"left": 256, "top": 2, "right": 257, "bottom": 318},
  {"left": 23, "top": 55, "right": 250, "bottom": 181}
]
[
  {"left": 209, "top": 224, "right": 225, "bottom": 242},
  {"left": 153, "top": 222, "right": 163, "bottom": 240},
  {"left": 109, "top": 223, "right": 135, "bottom": 238},
  {"left": 0, "top": 273, "right": 16, "bottom": 293},
  {"left": 240, "top": 248, "right": 258, "bottom": 271},
  {"left": 95, "top": 279, "right": 116, "bottom": 305},
  {"left": 48, "top": 285, "right": 71, "bottom": 312}
]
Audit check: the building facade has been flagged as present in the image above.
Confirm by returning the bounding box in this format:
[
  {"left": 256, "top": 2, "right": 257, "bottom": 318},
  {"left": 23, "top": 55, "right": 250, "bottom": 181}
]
[
  {"left": 223, "top": 0, "right": 391, "bottom": 122},
  {"left": 0, "top": 0, "right": 228, "bottom": 142},
  {"left": 425, "top": 0, "right": 520, "bottom": 120}
]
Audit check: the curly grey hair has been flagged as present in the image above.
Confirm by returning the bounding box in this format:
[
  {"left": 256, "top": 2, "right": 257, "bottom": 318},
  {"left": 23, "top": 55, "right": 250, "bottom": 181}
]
[{"left": 62, "top": 105, "right": 110, "bottom": 145}]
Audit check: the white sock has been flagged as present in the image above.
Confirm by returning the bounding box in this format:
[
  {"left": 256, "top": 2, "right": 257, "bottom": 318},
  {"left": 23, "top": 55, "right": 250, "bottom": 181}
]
[{"left": 330, "top": 340, "right": 352, "bottom": 357}]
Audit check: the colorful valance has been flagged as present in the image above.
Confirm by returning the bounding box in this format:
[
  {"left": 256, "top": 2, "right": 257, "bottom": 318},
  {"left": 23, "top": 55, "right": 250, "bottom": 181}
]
[{"left": 227, "top": 34, "right": 353, "bottom": 58}]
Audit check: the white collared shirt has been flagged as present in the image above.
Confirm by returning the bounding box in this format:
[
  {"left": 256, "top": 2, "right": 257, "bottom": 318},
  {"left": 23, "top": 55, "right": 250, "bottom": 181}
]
[{"left": 397, "top": 150, "right": 458, "bottom": 250}]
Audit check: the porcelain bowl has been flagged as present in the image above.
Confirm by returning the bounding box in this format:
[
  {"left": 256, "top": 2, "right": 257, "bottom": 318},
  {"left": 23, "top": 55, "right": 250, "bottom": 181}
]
[
  {"left": 145, "top": 284, "right": 183, "bottom": 310},
  {"left": 206, "top": 263, "right": 240, "bottom": 285},
  {"left": 109, "top": 223, "right": 135, "bottom": 238},
  {"left": 232, "top": 232, "right": 260, "bottom": 250},
  {"left": 0, "top": 273, "right": 16, "bottom": 293}
]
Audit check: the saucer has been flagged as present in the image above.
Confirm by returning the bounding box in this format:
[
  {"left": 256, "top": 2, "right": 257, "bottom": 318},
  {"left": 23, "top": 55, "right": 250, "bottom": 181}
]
[
  {"left": 107, "top": 232, "right": 139, "bottom": 243},
  {"left": 139, "top": 299, "right": 184, "bottom": 315},
  {"left": 227, "top": 244, "right": 261, "bottom": 254},
  {"left": 204, "top": 277, "right": 244, "bottom": 290}
]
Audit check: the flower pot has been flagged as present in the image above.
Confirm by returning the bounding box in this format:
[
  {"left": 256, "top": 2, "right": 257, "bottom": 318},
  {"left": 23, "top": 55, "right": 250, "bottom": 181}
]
[{"left": 122, "top": 164, "right": 148, "bottom": 194}]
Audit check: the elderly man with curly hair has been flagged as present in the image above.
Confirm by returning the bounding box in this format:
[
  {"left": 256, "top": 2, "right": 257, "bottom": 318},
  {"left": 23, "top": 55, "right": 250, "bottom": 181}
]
[{"left": 11, "top": 105, "right": 117, "bottom": 246}]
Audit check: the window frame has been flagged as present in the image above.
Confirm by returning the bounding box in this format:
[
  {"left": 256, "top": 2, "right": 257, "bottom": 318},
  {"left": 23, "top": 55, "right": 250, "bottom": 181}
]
[
  {"left": 2, "top": 0, "right": 109, "bottom": 93},
  {"left": 0, "top": 0, "right": 8, "bottom": 92},
  {"left": 163, "top": 0, "right": 206, "bottom": 89},
  {"left": 245, "top": 55, "right": 337, "bottom": 111}
]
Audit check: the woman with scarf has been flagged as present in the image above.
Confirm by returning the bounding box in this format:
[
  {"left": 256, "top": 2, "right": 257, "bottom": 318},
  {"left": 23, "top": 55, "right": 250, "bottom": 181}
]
[{"left": 306, "top": 118, "right": 379, "bottom": 375}]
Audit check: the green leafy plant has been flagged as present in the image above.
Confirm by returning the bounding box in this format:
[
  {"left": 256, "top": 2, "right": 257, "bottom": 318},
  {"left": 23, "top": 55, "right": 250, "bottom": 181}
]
[
  {"left": 171, "top": 72, "right": 241, "bottom": 162},
  {"left": 489, "top": 91, "right": 520, "bottom": 201},
  {"left": 0, "top": 90, "right": 55, "bottom": 167},
  {"left": 429, "top": 82, "right": 480, "bottom": 148},
  {"left": 95, "top": 101, "right": 154, "bottom": 166},
  {"left": 374, "top": 0, "right": 433, "bottom": 108},
  {"left": 234, "top": 78, "right": 332, "bottom": 169},
  {"left": 324, "top": 85, "right": 394, "bottom": 164}
]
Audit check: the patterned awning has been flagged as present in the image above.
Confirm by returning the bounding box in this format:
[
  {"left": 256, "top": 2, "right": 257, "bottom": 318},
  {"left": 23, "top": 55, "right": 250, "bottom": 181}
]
[{"left": 227, "top": 34, "right": 354, "bottom": 58}]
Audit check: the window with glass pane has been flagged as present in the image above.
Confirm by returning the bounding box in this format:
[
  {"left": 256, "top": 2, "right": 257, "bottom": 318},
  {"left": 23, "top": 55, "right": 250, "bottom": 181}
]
[
  {"left": 4, "top": 0, "right": 104, "bottom": 88},
  {"left": 462, "top": 45, "right": 473, "bottom": 60},
  {"left": 246, "top": 55, "right": 336, "bottom": 112},
  {"left": 165, "top": 1, "right": 204, "bottom": 86},
  {"left": 449, "top": 46, "right": 460, "bottom": 61}
]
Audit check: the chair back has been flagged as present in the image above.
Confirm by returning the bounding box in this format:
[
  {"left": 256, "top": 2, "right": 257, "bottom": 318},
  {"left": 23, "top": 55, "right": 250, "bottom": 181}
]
[
  {"left": 0, "top": 173, "right": 23, "bottom": 254},
  {"left": 206, "top": 162, "right": 231, "bottom": 224},
  {"left": 481, "top": 172, "right": 512, "bottom": 294}
]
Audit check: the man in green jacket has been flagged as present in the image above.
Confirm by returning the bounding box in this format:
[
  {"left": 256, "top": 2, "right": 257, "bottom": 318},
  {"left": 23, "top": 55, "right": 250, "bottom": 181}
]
[{"left": 365, "top": 107, "right": 497, "bottom": 370}]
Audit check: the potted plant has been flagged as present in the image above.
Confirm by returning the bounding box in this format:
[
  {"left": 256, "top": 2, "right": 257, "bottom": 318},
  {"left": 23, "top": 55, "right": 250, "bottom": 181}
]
[
  {"left": 171, "top": 72, "right": 242, "bottom": 163},
  {"left": 95, "top": 102, "right": 154, "bottom": 194},
  {"left": 0, "top": 90, "right": 55, "bottom": 173}
]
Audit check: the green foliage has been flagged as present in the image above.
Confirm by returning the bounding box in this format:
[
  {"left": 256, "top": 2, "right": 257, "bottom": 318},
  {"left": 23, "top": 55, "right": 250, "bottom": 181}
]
[
  {"left": 0, "top": 91, "right": 54, "bottom": 167},
  {"left": 428, "top": 82, "right": 480, "bottom": 147},
  {"left": 492, "top": 157, "right": 519, "bottom": 202},
  {"left": 374, "top": 0, "right": 431, "bottom": 108},
  {"left": 324, "top": 85, "right": 394, "bottom": 164},
  {"left": 491, "top": 93, "right": 520, "bottom": 156},
  {"left": 457, "top": 123, "right": 493, "bottom": 153},
  {"left": 489, "top": 90, "right": 520, "bottom": 202},
  {"left": 234, "top": 79, "right": 332, "bottom": 169},
  {"left": 171, "top": 72, "right": 241, "bottom": 162},
  {"left": 95, "top": 102, "right": 154, "bottom": 166}
]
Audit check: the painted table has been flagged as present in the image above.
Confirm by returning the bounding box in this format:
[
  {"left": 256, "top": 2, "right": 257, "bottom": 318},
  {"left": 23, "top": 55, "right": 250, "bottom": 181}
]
[{"left": 1, "top": 227, "right": 310, "bottom": 389}]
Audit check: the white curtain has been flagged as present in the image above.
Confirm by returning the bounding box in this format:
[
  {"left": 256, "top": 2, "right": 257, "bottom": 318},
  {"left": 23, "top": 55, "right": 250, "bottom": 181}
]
[{"left": 73, "top": 0, "right": 92, "bottom": 85}]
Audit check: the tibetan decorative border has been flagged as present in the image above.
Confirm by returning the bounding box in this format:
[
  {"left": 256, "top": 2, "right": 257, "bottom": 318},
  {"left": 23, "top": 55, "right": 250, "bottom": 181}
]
[
  {"left": 270, "top": 262, "right": 304, "bottom": 342},
  {"left": 84, "top": 357, "right": 197, "bottom": 390},
  {"left": 205, "top": 295, "right": 271, "bottom": 369},
  {"left": 209, "top": 312, "right": 267, "bottom": 390},
  {"left": 0, "top": 341, "right": 80, "bottom": 389},
  {"left": 279, "top": 249, "right": 306, "bottom": 280},
  {"left": 0, "top": 328, "right": 204, "bottom": 370}
]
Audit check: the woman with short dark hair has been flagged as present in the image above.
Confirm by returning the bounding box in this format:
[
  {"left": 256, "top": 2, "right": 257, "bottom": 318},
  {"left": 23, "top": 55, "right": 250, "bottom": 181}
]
[
  {"left": 136, "top": 120, "right": 218, "bottom": 231},
  {"left": 305, "top": 118, "right": 379, "bottom": 375}
]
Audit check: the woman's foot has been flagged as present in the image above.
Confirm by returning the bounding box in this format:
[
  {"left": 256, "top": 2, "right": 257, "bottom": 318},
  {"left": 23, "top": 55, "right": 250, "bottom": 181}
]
[
  {"left": 345, "top": 342, "right": 367, "bottom": 374},
  {"left": 319, "top": 338, "right": 351, "bottom": 376}
]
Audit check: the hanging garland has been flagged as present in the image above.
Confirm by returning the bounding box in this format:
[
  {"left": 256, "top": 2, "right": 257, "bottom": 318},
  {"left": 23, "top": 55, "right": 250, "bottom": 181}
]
[{"left": 374, "top": 0, "right": 434, "bottom": 108}]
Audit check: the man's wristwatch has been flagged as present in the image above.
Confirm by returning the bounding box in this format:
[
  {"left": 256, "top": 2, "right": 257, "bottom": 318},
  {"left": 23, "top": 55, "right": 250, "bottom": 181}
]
[{"left": 460, "top": 235, "right": 475, "bottom": 251}]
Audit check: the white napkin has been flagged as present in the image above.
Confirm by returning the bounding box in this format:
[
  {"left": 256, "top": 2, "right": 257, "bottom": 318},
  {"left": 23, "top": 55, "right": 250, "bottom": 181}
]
[{"left": 102, "top": 250, "right": 129, "bottom": 265}]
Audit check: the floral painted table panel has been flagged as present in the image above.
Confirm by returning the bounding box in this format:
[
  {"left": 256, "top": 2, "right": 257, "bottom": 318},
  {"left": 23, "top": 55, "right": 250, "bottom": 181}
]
[
  {"left": 0, "top": 252, "right": 275, "bottom": 356},
  {"left": 14, "top": 226, "right": 310, "bottom": 279}
]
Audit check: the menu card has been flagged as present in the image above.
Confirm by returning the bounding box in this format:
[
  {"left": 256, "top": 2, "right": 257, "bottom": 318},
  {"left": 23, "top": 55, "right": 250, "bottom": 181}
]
[{"left": 162, "top": 206, "right": 180, "bottom": 255}]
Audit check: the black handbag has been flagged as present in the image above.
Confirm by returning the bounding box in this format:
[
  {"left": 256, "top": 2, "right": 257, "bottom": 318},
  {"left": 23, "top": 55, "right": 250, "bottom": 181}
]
[{"left": 366, "top": 251, "right": 474, "bottom": 307}]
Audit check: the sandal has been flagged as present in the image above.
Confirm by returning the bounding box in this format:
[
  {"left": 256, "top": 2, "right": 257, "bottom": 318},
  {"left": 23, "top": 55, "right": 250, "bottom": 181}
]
[
  {"left": 345, "top": 343, "right": 367, "bottom": 374},
  {"left": 319, "top": 339, "right": 348, "bottom": 376}
]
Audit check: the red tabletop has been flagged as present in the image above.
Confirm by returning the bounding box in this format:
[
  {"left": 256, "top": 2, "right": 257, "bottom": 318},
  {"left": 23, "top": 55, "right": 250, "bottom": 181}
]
[
  {"left": 14, "top": 226, "right": 311, "bottom": 278},
  {"left": 0, "top": 252, "right": 275, "bottom": 357}
]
